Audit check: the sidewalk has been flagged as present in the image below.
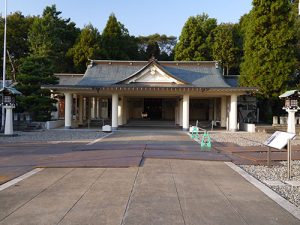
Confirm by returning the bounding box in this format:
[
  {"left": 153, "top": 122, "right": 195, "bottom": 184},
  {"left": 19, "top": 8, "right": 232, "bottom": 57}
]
[{"left": 0, "top": 159, "right": 299, "bottom": 225}]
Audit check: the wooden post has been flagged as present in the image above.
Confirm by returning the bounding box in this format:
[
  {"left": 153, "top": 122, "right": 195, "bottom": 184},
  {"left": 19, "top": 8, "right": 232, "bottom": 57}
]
[
  {"left": 287, "top": 139, "right": 292, "bottom": 179},
  {"left": 267, "top": 147, "right": 271, "bottom": 167}
]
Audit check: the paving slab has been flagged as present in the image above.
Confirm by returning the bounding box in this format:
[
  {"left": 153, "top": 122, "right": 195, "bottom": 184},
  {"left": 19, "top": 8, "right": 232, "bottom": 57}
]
[
  {"left": 0, "top": 168, "right": 73, "bottom": 221},
  {"left": 144, "top": 149, "right": 230, "bottom": 161},
  {"left": 0, "top": 159, "right": 299, "bottom": 225},
  {"left": 234, "top": 151, "right": 300, "bottom": 162},
  {"left": 59, "top": 168, "right": 138, "bottom": 225}
]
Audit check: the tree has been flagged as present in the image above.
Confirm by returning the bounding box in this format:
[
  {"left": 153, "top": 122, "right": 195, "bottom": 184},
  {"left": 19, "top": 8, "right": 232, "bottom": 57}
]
[
  {"left": 28, "top": 5, "right": 79, "bottom": 72},
  {"left": 212, "top": 23, "right": 239, "bottom": 75},
  {"left": 136, "top": 34, "right": 177, "bottom": 60},
  {"left": 16, "top": 56, "right": 58, "bottom": 121},
  {"left": 67, "top": 24, "right": 101, "bottom": 72},
  {"left": 0, "top": 12, "right": 34, "bottom": 80},
  {"left": 239, "top": 0, "right": 297, "bottom": 99},
  {"left": 174, "top": 14, "right": 217, "bottom": 61},
  {"left": 101, "top": 13, "right": 138, "bottom": 60},
  {"left": 146, "top": 41, "right": 160, "bottom": 59}
]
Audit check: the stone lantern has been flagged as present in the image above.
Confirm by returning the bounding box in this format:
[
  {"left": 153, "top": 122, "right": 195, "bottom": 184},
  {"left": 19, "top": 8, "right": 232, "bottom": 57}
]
[
  {"left": 0, "top": 87, "right": 21, "bottom": 135},
  {"left": 279, "top": 90, "right": 300, "bottom": 134}
]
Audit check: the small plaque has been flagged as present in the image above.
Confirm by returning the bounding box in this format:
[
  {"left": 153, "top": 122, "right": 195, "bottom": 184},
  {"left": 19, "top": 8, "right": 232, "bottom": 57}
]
[{"left": 264, "top": 131, "right": 296, "bottom": 149}]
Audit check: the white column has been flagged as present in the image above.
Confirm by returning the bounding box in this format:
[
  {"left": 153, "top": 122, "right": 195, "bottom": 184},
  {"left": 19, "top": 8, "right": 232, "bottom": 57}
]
[
  {"left": 287, "top": 109, "right": 297, "bottom": 134},
  {"left": 78, "top": 95, "right": 83, "bottom": 125},
  {"left": 91, "top": 97, "right": 96, "bottom": 119},
  {"left": 182, "top": 94, "right": 190, "bottom": 131},
  {"left": 221, "top": 97, "right": 227, "bottom": 127},
  {"left": 64, "top": 92, "right": 72, "bottom": 129},
  {"left": 83, "top": 97, "right": 87, "bottom": 120},
  {"left": 112, "top": 93, "right": 118, "bottom": 130},
  {"left": 122, "top": 97, "right": 127, "bottom": 125},
  {"left": 96, "top": 98, "right": 100, "bottom": 119},
  {"left": 118, "top": 97, "right": 123, "bottom": 126},
  {"left": 4, "top": 106, "right": 13, "bottom": 135},
  {"left": 179, "top": 99, "right": 183, "bottom": 127},
  {"left": 175, "top": 105, "right": 178, "bottom": 125},
  {"left": 229, "top": 94, "right": 238, "bottom": 132}
]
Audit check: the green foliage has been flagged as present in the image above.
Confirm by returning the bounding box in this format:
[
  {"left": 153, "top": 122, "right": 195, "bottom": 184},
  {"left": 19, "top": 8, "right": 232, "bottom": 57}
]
[
  {"left": 101, "top": 13, "right": 138, "bottom": 60},
  {"left": 136, "top": 34, "right": 177, "bottom": 60},
  {"left": 67, "top": 24, "right": 101, "bottom": 72},
  {"left": 174, "top": 14, "right": 217, "bottom": 61},
  {"left": 16, "top": 56, "right": 58, "bottom": 121},
  {"left": 0, "top": 12, "right": 34, "bottom": 80},
  {"left": 212, "top": 23, "right": 240, "bottom": 75},
  {"left": 28, "top": 5, "right": 80, "bottom": 72},
  {"left": 239, "top": 0, "right": 297, "bottom": 98}
]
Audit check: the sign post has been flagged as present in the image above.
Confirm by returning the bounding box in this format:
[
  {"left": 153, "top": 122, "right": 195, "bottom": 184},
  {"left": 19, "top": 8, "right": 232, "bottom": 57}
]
[{"left": 264, "top": 131, "right": 295, "bottom": 178}]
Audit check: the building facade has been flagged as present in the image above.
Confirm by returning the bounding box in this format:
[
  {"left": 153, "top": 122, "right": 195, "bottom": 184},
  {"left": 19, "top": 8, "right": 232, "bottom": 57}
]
[{"left": 43, "top": 58, "right": 257, "bottom": 131}]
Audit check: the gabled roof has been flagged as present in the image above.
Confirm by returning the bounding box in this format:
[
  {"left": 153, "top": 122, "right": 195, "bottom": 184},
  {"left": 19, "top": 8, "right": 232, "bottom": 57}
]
[
  {"left": 117, "top": 59, "right": 189, "bottom": 85},
  {"left": 76, "top": 59, "right": 232, "bottom": 88}
]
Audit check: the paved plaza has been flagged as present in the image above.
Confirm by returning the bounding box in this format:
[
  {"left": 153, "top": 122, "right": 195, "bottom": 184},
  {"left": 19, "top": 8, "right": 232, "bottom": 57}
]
[
  {"left": 0, "top": 129, "right": 299, "bottom": 224},
  {"left": 0, "top": 159, "right": 299, "bottom": 225}
]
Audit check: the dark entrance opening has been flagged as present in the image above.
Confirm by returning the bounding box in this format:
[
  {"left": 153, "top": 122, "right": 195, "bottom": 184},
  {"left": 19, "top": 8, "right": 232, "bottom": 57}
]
[{"left": 144, "top": 98, "right": 162, "bottom": 120}]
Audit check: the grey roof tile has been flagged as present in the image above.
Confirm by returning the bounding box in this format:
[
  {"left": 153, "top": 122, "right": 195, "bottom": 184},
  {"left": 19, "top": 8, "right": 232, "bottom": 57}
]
[{"left": 75, "top": 60, "right": 233, "bottom": 88}]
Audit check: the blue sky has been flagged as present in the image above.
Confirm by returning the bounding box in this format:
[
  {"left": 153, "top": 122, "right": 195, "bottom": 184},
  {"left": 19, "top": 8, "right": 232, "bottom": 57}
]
[{"left": 1, "top": 0, "right": 253, "bottom": 37}]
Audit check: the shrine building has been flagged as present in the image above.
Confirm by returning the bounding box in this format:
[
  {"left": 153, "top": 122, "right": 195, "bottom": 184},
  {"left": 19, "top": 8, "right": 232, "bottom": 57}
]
[{"left": 42, "top": 58, "right": 257, "bottom": 131}]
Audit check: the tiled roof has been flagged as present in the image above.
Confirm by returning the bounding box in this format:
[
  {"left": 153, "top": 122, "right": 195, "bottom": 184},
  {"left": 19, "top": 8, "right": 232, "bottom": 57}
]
[{"left": 76, "top": 59, "right": 232, "bottom": 88}]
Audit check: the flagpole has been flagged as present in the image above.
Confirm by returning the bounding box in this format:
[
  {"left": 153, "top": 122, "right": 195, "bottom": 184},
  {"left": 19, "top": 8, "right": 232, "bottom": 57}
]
[
  {"left": 2, "top": 0, "right": 7, "bottom": 88},
  {"left": 1, "top": 0, "right": 7, "bottom": 131}
]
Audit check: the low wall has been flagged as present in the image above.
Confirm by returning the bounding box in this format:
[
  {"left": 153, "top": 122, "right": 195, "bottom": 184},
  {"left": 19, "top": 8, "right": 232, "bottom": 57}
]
[
  {"left": 239, "top": 123, "right": 256, "bottom": 133},
  {"left": 45, "top": 120, "right": 64, "bottom": 129}
]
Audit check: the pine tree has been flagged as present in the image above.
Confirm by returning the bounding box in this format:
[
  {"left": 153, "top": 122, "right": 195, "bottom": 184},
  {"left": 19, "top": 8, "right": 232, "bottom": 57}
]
[
  {"left": 28, "top": 5, "right": 79, "bottom": 72},
  {"left": 16, "top": 56, "right": 58, "bottom": 121}
]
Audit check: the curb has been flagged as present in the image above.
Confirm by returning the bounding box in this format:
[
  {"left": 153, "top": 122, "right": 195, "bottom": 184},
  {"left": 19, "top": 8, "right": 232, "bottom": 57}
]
[
  {"left": 225, "top": 162, "right": 300, "bottom": 220},
  {"left": 0, "top": 168, "right": 44, "bottom": 192}
]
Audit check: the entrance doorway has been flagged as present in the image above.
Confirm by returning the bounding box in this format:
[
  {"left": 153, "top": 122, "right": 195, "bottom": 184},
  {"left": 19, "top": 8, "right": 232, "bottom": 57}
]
[{"left": 144, "top": 98, "right": 162, "bottom": 120}]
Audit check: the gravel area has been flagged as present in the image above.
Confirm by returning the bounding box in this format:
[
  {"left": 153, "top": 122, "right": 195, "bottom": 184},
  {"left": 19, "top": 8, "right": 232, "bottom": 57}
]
[
  {"left": 0, "top": 129, "right": 106, "bottom": 143},
  {"left": 241, "top": 161, "right": 300, "bottom": 207}
]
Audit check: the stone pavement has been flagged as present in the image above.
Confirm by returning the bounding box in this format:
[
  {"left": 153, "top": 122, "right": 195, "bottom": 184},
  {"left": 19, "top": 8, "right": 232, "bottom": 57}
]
[
  {"left": 0, "top": 159, "right": 299, "bottom": 225},
  {"left": 0, "top": 130, "right": 230, "bottom": 185}
]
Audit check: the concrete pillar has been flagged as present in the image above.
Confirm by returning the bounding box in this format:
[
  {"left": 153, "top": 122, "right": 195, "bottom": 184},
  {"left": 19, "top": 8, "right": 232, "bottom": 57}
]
[
  {"left": 112, "top": 93, "right": 118, "bottom": 130},
  {"left": 287, "top": 109, "right": 297, "bottom": 134},
  {"left": 4, "top": 106, "right": 13, "bottom": 135},
  {"left": 175, "top": 105, "right": 179, "bottom": 125},
  {"left": 91, "top": 97, "right": 96, "bottom": 119},
  {"left": 78, "top": 95, "right": 83, "bottom": 125},
  {"left": 83, "top": 97, "right": 87, "bottom": 120},
  {"left": 64, "top": 92, "right": 72, "bottom": 129},
  {"left": 229, "top": 94, "right": 238, "bottom": 132},
  {"left": 122, "top": 97, "right": 127, "bottom": 125},
  {"left": 179, "top": 99, "right": 183, "bottom": 126},
  {"left": 221, "top": 97, "right": 227, "bottom": 127},
  {"left": 96, "top": 98, "right": 100, "bottom": 119},
  {"left": 118, "top": 97, "right": 123, "bottom": 126},
  {"left": 182, "top": 94, "right": 190, "bottom": 131}
]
